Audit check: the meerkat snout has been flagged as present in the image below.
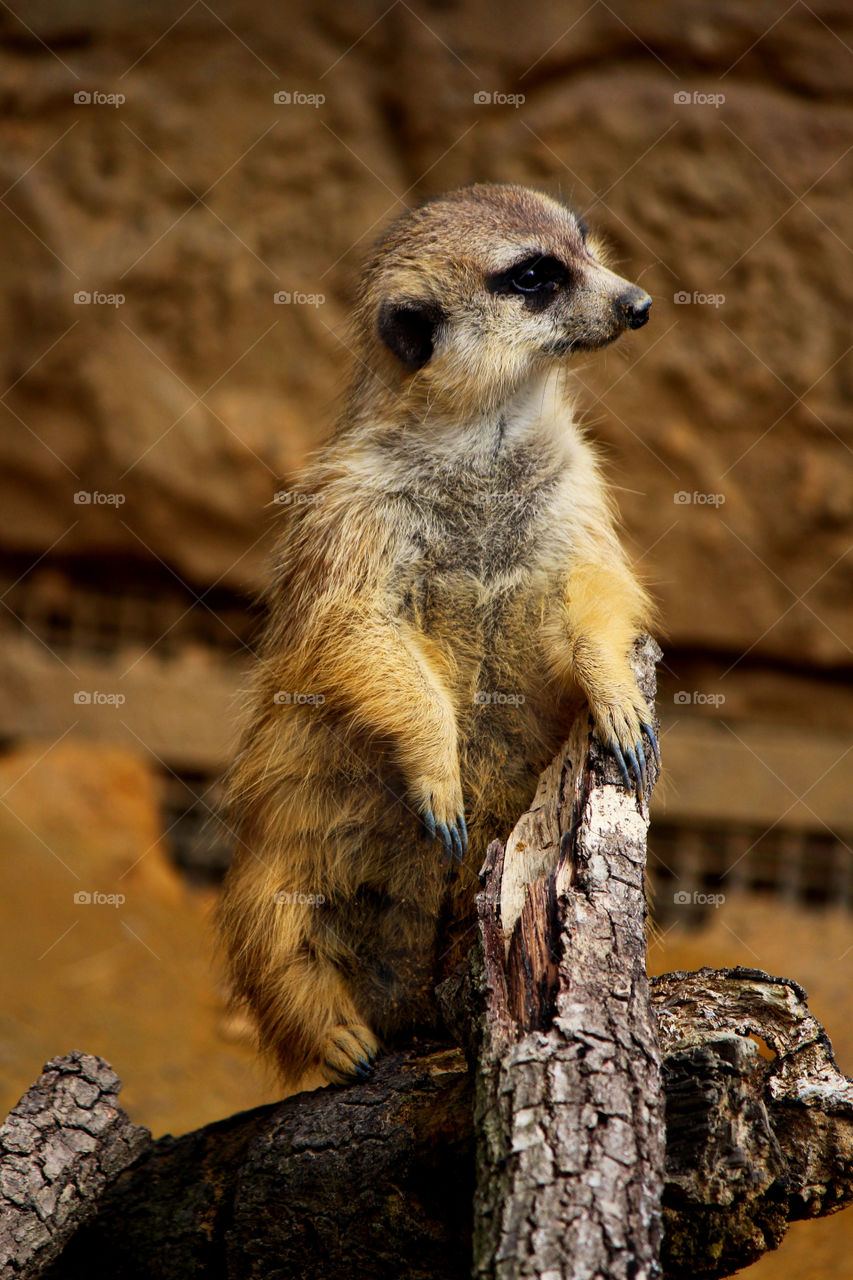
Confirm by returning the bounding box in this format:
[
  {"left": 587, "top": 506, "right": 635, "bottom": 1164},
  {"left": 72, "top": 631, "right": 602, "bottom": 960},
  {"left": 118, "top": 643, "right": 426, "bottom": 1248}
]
[{"left": 617, "top": 286, "right": 652, "bottom": 330}]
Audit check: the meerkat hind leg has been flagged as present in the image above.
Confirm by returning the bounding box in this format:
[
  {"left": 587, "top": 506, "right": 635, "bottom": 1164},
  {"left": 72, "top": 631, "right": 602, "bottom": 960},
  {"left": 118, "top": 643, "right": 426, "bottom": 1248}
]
[
  {"left": 240, "top": 901, "right": 380, "bottom": 1087},
  {"left": 294, "top": 955, "right": 379, "bottom": 1085},
  {"left": 319, "top": 1022, "right": 378, "bottom": 1084}
]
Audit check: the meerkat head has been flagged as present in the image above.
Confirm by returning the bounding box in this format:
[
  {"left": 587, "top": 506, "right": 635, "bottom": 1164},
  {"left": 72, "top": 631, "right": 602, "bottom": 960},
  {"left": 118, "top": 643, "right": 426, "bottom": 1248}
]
[{"left": 357, "top": 183, "right": 651, "bottom": 419}]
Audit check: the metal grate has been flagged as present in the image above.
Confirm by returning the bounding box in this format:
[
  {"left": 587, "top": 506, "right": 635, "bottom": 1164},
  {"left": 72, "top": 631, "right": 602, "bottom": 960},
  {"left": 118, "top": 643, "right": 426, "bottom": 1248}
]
[
  {"left": 153, "top": 775, "right": 853, "bottom": 913},
  {"left": 158, "top": 770, "right": 235, "bottom": 884},
  {"left": 0, "top": 558, "right": 262, "bottom": 660},
  {"left": 649, "top": 820, "right": 853, "bottom": 924}
]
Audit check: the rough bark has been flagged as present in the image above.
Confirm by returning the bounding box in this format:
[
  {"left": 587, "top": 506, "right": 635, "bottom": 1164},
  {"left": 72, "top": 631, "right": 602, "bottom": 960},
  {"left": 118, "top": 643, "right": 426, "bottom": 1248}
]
[
  {"left": 654, "top": 966, "right": 853, "bottom": 1278},
  {"left": 0, "top": 1051, "right": 150, "bottom": 1279},
  {"left": 26, "top": 972, "right": 853, "bottom": 1280},
  {"left": 42, "top": 1046, "right": 474, "bottom": 1280},
  {"left": 7, "top": 640, "right": 853, "bottom": 1279},
  {"left": 468, "top": 635, "right": 665, "bottom": 1280}
]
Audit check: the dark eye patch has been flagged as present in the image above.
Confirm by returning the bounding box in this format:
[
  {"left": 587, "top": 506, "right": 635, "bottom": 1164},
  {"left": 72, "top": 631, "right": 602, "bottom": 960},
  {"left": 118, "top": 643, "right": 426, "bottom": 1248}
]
[{"left": 486, "top": 254, "right": 572, "bottom": 310}]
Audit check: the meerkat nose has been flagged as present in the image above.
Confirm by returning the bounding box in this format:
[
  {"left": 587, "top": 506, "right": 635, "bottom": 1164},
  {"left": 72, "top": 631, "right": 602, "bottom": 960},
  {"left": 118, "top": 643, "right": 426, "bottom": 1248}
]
[{"left": 619, "top": 288, "right": 652, "bottom": 330}]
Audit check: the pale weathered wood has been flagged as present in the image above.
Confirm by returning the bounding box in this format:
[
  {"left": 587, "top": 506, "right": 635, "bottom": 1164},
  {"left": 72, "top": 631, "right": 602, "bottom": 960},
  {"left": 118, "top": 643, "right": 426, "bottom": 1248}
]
[{"left": 471, "top": 635, "right": 665, "bottom": 1280}]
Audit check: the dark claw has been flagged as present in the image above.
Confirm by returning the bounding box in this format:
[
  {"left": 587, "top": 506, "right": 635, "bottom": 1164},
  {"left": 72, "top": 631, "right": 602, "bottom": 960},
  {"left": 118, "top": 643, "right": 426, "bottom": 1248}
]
[
  {"left": 635, "top": 737, "right": 648, "bottom": 792},
  {"left": 624, "top": 744, "right": 641, "bottom": 795},
  {"left": 610, "top": 739, "right": 632, "bottom": 790},
  {"left": 642, "top": 722, "right": 661, "bottom": 767},
  {"left": 354, "top": 1057, "right": 374, "bottom": 1079},
  {"left": 352, "top": 1033, "right": 376, "bottom": 1064},
  {"left": 423, "top": 805, "right": 467, "bottom": 864}
]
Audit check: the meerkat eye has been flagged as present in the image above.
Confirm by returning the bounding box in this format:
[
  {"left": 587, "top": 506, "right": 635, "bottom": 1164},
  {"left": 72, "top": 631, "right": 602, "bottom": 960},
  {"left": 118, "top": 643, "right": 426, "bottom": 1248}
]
[
  {"left": 511, "top": 257, "right": 565, "bottom": 294},
  {"left": 486, "top": 255, "right": 569, "bottom": 303}
]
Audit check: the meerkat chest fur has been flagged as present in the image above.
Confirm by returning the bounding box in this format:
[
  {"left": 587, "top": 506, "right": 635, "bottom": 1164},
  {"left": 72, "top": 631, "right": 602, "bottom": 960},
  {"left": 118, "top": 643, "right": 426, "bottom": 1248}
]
[{"left": 345, "top": 374, "right": 604, "bottom": 756}]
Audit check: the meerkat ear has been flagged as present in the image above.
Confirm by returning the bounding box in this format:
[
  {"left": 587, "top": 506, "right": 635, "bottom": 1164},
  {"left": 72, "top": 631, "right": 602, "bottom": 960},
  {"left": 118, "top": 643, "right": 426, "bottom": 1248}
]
[{"left": 377, "top": 299, "right": 444, "bottom": 371}]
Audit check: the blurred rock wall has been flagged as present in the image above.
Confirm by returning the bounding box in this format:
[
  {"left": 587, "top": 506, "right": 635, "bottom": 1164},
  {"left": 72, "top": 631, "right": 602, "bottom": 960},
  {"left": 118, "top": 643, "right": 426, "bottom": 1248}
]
[{"left": 1, "top": 0, "right": 851, "bottom": 669}]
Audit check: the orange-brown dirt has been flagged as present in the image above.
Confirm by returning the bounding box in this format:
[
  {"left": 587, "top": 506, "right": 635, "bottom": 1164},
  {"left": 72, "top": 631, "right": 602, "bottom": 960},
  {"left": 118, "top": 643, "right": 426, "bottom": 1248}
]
[{"left": 0, "top": 741, "right": 277, "bottom": 1135}]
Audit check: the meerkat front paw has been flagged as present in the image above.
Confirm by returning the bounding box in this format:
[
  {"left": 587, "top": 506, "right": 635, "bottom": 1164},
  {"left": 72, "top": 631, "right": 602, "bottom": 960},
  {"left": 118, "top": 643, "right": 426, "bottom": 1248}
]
[
  {"left": 410, "top": 770, "right": 468, "bottom": 863},
  {"left": 319, "top": 1022, "right": 379, "bottom": 1085},
  {"left": 592, "top": 687, "right": 660, "bottom": 798}
]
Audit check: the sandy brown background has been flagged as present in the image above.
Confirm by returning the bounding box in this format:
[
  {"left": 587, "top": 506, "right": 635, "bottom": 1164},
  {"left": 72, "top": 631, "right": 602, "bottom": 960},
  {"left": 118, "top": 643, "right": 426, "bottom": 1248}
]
[{"left": 0, "top": 3, "right": 852, "bottom": 1276}]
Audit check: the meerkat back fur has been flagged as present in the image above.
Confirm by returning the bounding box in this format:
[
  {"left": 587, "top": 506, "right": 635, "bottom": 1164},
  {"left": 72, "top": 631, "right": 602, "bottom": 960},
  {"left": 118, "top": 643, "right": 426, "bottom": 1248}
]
[{"left": 218, "top": 183, "right": 658, "bottom": 1088}]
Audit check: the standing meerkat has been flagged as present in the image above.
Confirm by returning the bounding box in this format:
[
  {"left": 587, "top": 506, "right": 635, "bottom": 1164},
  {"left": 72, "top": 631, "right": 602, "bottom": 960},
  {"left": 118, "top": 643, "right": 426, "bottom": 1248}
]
[{"left": 218, "top": 183, "right": 658, "bottom": 1089}]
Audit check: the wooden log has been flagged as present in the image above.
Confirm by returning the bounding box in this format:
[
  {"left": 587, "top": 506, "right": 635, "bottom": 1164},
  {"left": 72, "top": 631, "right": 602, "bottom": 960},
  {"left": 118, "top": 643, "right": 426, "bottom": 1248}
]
[
  {"left": 33, "top": 969, "right": 853, "bottom": 1280},
  {"left": 654, "top": 966, "right": 853, "bottom": 1278},
  {"left": 469, "top": 635, "right": 665, "bottom": 1280},
  {"left": 41, "top": 1046, "right": 473, "bottom": 1280},
  {"left": 0, "top": 1051, "right": 150, "bottom": 1279}
]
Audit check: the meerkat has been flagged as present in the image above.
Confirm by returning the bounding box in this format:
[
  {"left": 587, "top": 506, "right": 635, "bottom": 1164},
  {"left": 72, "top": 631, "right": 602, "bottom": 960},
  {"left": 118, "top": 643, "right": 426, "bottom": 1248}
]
[{"left": 217, "top": 183, "right": 658, "bottom": 1089}]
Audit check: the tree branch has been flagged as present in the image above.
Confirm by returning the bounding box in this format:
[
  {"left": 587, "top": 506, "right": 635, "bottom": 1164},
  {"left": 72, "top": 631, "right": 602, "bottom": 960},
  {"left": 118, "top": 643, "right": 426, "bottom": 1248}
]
[
  {"left": 0, "top": 1052, "right": 150, "bottom": 1279},
  {"left": 468, "top": 635, "right": 665, "bottom": 1280},
  {"left": 3, "top": 639, "right": 850, "bottom": 1280},
  {"left": 655, "top": 966, "right": 853, "bottom": 1278}
]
